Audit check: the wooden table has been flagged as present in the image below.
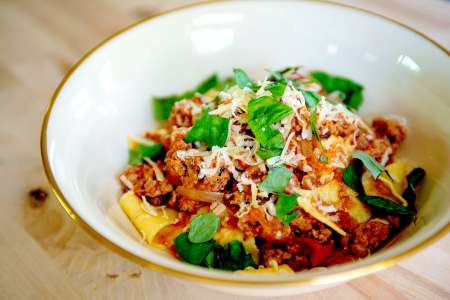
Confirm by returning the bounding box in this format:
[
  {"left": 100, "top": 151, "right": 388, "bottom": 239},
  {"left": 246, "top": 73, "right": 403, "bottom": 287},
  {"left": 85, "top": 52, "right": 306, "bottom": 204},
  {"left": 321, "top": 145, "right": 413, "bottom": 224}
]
[{"left": 1, "top": 0, "right": 449, "bottom": 299}]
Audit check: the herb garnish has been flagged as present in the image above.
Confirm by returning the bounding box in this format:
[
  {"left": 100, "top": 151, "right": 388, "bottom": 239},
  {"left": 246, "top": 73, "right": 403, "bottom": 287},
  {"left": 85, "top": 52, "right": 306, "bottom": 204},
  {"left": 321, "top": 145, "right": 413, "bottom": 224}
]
[
  {"left": 233, "top": 68, "right": 258, "bottom": 91},
  {"left": 276, "top": 193, "right": 300, "bottom": 225},
  {"left": 260, "top": 166, "right": 293, "bottom": 193},
  {"left": 352, "top": 150, "right": 385, "bottom": 179},
  {"left": 267, "top": 66, "right": 299, "bottom": 82},
  {"left": 302, "top": 90, "right": 328, "bottom": 163},
  {"left": 342, "top": 160, "right": 415, "bottom": 216},
  {"left": 247, "top": 96, "right": 293, "bottom": 159},
  {"left": 188, "top": 213, "right": 221, "bottom": 243},
  {"left": 310, "top": 71, "right": 364, "bottom": 111},
  {"left": 128, "top": 139, "right": 163, "bottom": 166},
  {"left": 152, "top": 74, "right": 223, "bottom": 120},
  {"left": 265, "top": 80, "right": 287, "bottom": 98},
  {"left": 185, "top": 110, "right": 230, "bottom": 148}
]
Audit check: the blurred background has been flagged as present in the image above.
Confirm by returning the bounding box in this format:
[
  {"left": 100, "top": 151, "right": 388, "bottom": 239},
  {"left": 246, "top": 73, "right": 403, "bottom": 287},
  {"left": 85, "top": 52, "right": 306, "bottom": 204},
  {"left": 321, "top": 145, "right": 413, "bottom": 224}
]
[{"left": 0, "top": 0, "right": 449, "bottom": 299}]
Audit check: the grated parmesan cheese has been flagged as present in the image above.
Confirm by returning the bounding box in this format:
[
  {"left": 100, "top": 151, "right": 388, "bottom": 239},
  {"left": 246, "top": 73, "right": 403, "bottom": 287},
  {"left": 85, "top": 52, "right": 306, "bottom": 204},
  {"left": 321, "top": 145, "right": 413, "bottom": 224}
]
[
  {"left": 143, "top": 157, "right": 165, "bottom": 182},
  {"left": 119, "top": 175, "right": 134, "bottom": 190}
]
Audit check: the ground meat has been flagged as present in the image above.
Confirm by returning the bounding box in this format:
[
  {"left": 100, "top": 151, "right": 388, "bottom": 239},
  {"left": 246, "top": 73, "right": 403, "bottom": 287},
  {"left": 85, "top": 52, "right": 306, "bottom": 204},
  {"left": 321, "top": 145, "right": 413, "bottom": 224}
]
[
  {"left": 120, "top": 163, "right": 173, "bottom": 201},
  {"left": 261, "top": 243, "right": 311, "bottom": 271},
  {"left": 333, "top": 211, "right": 358, "bottom": 232},
  {"left": 224, "top": 190, "right": 249, "bottom": 205},
  {"left": 346, "top": 219, "right": 391, "bottom": 257},
  {"left": 386, "top": 215, "right": 401, "bottom": 230},
  {"left": 290, "top": 212, "right": 333, "bottom": 243},
  {"left": 169, "top": 98, "right": 203, "bottom": 128},
  {"left": 319, "top": 119, "right": 357, "bottom": 138},
  {"left": 144, "top": 128, "right": 170, "bottom": 149},
  {"left": 355, "top": 134, "right": 391, "bottom": 162},
  {"left": 237, "top": 207, "right": 291, "bottom": 241},
  {"left": 245, "top": 165, "right": 267, "bottom": 183},
  {"left": 167, "top": 192, "right": 204, "bottom": 213},
  {"left": 356, "top": 117, "right": 407, "bottom": 163},
  {"left": 196, "top": 166, "right": 231, "bottom": 191},
  {"left": 164, "top": 137, "right": 230, "bottom": 191},
  {"left": 372, "top": 117, "right": 406, "bottom": 151}
]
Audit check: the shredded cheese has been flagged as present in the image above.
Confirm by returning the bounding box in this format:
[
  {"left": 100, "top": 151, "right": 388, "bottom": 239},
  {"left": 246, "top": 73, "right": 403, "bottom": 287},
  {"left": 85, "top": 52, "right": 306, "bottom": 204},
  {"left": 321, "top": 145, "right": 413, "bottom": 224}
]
[
  {"left": 119, "top": 175, "right": 134, "bottom": 190},
  {"left": 143, "top": 157, "right": 165, "bottom": 182}
]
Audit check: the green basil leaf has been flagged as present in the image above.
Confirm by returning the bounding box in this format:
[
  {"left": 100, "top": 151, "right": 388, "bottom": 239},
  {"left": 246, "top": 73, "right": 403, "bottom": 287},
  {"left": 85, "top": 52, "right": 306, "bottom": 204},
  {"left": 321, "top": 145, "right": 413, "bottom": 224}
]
[
  {"left": 128, "top": 140, "right": 163, "bottom": 166},
  {"left": 402, "top": 167, "right": 426, "bottom": 209},
  {"left": 196, "top": 74, "right": 220, "bottom": 94},
  {"left": 360, "top": 195, "right": 416, "bottom": 216},
  {"left": 310, "top": 71, "right": 364, "bottom": 111},
  {"left": 280, "top": 211, "right": 300, "bottom": 225},
  {"left": 301, "top": 90, "right": 328, "bottom": 163},
  {"left": 260, "top": 166, "right": 293, "bottom": 193},
  {"left": 265, "top": 80, "right": 287, "bottom": 98},
  {"left": 247, "top": 96, "right": 293, "bottom": 159},
  {"left": 185, "top": 110, "right": 230, "bottom": 148},
  {"left": 276, "top": 193, "right": 299, "bottom": 225},
  {"left": 256, "top": 144, "right": 283, "bottom": 160},
  {"left": 233, "top": 68, "right": 258, "bottom": 91},
  {"left": 319, "top": 154, "right": 329, "bottom": 164},
  {"left": 153, "top": 95, "right": 185, "bottom": 121},
  {"left": 267, "top": 66, "right": 299, "bottom": 81},
  {"left": 302, "top": 90, "right": 321, "bottom": 109},
  {"left": 152, "top": 74, "right": 222, "bottom": 121},
  {"left": 217, "top": 77, "right": 236, "bottom": 91},
  {"left": 352, "top": 150, "right": 385, "bottom": 179},
  {"left": 248, "top": 96, "right": 293, "bottom": 125},
  {"left": 188, "top": 213, "right": 221, "bottom": 243},
  {"left": 174, "top": 232, "right": 215, "bottom": 265}
]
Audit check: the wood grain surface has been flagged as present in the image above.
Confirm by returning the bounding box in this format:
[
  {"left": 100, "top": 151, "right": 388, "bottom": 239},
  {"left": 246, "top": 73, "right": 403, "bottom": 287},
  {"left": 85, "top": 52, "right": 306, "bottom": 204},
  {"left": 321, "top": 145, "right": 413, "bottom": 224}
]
[{"left": 0, "top": 0, "right": 449, "bottom": 299}]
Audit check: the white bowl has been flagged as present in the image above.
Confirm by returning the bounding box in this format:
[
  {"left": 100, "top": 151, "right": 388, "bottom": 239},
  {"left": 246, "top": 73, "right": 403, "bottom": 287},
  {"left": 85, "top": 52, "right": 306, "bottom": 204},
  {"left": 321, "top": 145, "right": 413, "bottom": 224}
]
[{"left": 41, "top": 0, "right": 450, "bottom": 296}]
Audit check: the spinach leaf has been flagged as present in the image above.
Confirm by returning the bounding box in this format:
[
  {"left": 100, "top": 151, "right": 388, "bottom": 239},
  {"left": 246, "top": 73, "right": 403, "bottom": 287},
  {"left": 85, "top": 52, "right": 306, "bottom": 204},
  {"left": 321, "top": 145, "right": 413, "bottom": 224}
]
[
  {"left": 174, "top": 232, "right": 215, "bottom": 265},
  {"left": 342, "top": 160, "right": 364, "bottom": 193},
  {"left": 310, "top": 71, "right": 364, "bottom": 111},
  {"left": 233, "top": 68, "right": 258, "bottom": 91},
  {"left": 402, "top": 167, "right": 426, "bottom": 209},
  {"left": 188, "top": 213, "right": 221, "bottom": 243},
  {"left": 260, "top": 166, "right": 293, "bottom": 193},
  {"left": 247, "top": 96, "right": 293, "bottom": 159},
  {"left": 276, "top": 193, "right": 300, "bottom": 225},
  {"left": 208, "top": 240, "right": 257, "bottom": 271},
  {"left": 342, "top": 161, "right": 416, "bottom": 216},
  {"left": 185, "top": 110, "right": 230, "bottom": 148},
  {"left": 152, "top": 74, "right": 221, "bottom": 120},
  {"left": 360, "top": 195, "right": 416, "bottom": 216},
  {"left": 352, "top": 150, "right": 385, "bottom": 179},
  {"left": 175, "top": 233, "right": 256, "bottom": 271},
  {"left": 128, "top": 140, "right": 163, "bottom": 166}
]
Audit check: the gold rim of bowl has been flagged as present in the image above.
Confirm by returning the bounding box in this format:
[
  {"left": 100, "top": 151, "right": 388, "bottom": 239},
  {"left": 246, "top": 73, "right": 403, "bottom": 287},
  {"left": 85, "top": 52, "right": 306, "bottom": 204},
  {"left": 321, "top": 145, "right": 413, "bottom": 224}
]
[{"left": 40, "top": 0, "right": 450, "bottom": 287}]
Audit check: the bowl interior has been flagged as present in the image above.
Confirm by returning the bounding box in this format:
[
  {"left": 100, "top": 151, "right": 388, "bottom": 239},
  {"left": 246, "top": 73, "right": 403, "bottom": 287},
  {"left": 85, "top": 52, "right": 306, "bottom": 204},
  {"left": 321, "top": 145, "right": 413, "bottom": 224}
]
[{"left": 45, "top": 0, "right": 450, "bottom": 283}]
